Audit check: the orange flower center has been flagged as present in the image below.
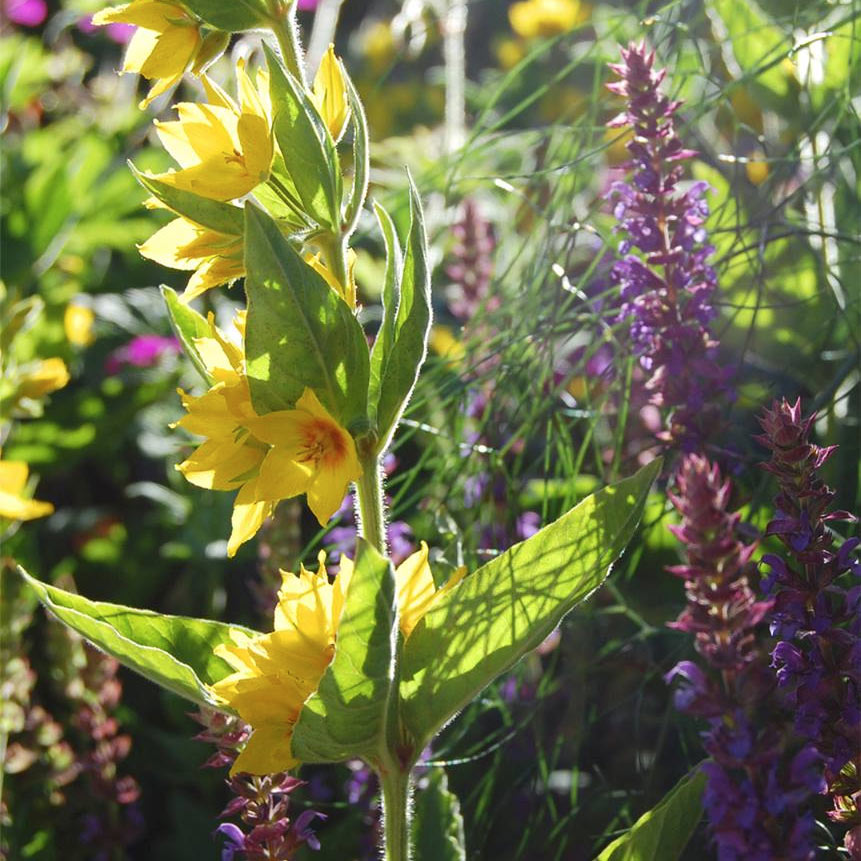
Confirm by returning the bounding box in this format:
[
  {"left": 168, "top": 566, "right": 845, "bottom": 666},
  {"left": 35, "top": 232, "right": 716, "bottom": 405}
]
[{"left": 298, "top": 419, "right": 347, "bottom": 469}]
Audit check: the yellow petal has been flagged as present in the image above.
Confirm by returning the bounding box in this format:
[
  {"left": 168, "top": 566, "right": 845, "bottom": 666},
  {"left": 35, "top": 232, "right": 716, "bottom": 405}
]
[
  {"left": 255, "top": 448, "right": 314, "bottom": 502},
  {"left": 177, "top": 437, "right": 262, "bottom": 490},
  {"left": 396, "top": 543, "right": 467, "bottom": 638},
  {"left": 18, "top": 358, "right": 70, "bottom": 399},
  {"left": 230, "top": 724, "right": 298, "bottom": 776},
  {"left": 306, "top": 454, "right": 359, "bottom": 526},
  {"left": 0, "top": 461, "right": 29, "bottom": 496},
  {"left": 64, "top": 304, "right": 95, "bottom": 348},
  {"left": 312, "top": 45, "right": 351, "bottom": 141},
  {"left": 227, "top": 479, "right": 273, "bottom": 556}
]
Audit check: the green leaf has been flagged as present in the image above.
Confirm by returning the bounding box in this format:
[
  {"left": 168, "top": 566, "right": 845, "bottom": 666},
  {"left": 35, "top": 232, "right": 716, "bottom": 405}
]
[
  {"left": 414, "top": 768, "right": 467, "bottom": 861},
  {"left": 265, "top": 43, "right": 342, "bottom": 231},
  {"left": 161, "top": 286, "right": 213, "bottom": 383},
  {"left": 370, "top": 176, "right": 432, "bottom": 448},
  {"left": 707, "top": 0, "right": 796, "bottom": 109},
  {"left": 341, "top": 63, "right": 370, "bottom": 237},
  {"left": 290, "top": 540, "right": 396, "bottom": 764},
  {"left": 400, "top": 459, "right": 661, "bottom": 749},
  {"left": 18, "top": 568, "right": 260, "bottom": 709},
  {"left": 368, "top": 200, "right": 402, "bottom": 422},
  {"left": 595, "top": 765, "right": 706, "bottom": 861},
  {"left": 180, "top": 0, "right": 267, "bottom": 31},
  {"left": 130, "top": 166, "right": 244, "bottom": 236},
  {"left": 243, "top": 203, "right": 370, "bottom": 425}
]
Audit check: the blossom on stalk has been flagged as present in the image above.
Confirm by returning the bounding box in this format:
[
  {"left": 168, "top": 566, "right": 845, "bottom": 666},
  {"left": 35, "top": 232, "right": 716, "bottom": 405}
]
[
  {"left": 607, "top": 43, "right": 731, "bottom": 449},
  {"left": 105, "top": 334, "right": 180, "bottom": 374},
  {"left": 138, "top": 211, "right": 243, "bottom": 302},
  {"left": 311, "top": 45, "right": 351, "bottom": 143},
  {"left": 211, "top": 545, "right": 466, "bottom": 775},
  {"left": 191, "top": 709, "right": 325, "bottom": 859},
  {"left": 92, "top": 1, "right": 209, "bottom": 108},
  {"left": 14, "top": 357, "right": 70, "bottom": 401},
  {"left": 148, "top": 63, "right": 273, "bottom": 201},
  {"left": 0, "top": 456, "right": 53, "bottom": 521},
  {"left": 175, "top": 315, "right": 360, "bottom": 555},
  {"left": 508, "top": 0, "right": 584, "bottom": 39},
  {"left": 64, "top": 303, "right": 95, "bottom": 348},
  {"left": 665, "top": 453, "right": 821, "bottom": 859},
  {"left": 756, "top": 398, "right": 861, "bottom": 855}
]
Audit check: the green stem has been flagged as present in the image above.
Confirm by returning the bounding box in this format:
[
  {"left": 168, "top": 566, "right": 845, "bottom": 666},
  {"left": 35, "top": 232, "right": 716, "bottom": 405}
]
[
  {"left": 380, "top": 765, "right": 412, "bottom": 861},
  {"left": 268, "top": 0, "right": 306, "bottom": 87},
  {"left": 319, "top": 231, "right": 352, "bottom": 300},
  {"left": 355, "top": 452, "right": 386, "bottom": 554}
]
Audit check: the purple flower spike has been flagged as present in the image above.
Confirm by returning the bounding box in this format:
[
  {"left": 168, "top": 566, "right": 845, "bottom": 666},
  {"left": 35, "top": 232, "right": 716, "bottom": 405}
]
[
  {"left": 757, "top": 398, "right": 861, "bottom": 855},
  {"left": 607, "top": 43, "right": 732, "bottom": 449},
  {"left": 665, "top": 453, "right": 818, "bottom": 859}
]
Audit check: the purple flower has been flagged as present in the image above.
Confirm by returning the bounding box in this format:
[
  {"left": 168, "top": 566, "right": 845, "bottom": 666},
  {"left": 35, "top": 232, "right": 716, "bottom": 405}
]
[
  {"left": 105, "top": 335, "right": 181, "bottom": 374},
  {"left": 606, "top": 43, "right": 732, "bottom": 449},
  {"left": 665, "top": 454, "right": 817, "bottom": 858},
  {"left": 4, "top": 0, "right": 47, "bottom": 27},
  {"left": 756, "top": 398, "right": 861, "bottom": 853}
]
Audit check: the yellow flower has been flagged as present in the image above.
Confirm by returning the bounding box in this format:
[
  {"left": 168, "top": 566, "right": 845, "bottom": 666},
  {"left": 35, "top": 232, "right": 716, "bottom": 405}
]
[
  {"left": 175, "top": 317, "right": 360, "bottom": 555},
  {"left": 311, "top": 45, "right": 351, "bottom": 142},
  {"left": 93, "top": 0, "right": 203, "bottom": 108},
  {"left": 210, "top": 544, "right": 465, "bottom": 775},
  {"left": 508, "top": 0, "right": 586, "bottom": 39},
  {"left": 149, "top": 62, "right": 273, "bottom": 202},
  {"left": 138, "top": 215, "right": 243, "bottom": 302},
  {"left": 64, "top": 303, "right": 95, "bottom": 348},
  {"left": 244, "top": 389, "right": 362, "bottom": 529},
  {"left": 303, "top": 249, "right": 357, "bottom": 310},
  {"left": 17, "top": 358, "right": 70, "bottom": 400},
  {"left": 211, "top": 553, "right": 352, "bottom": 774},
  {"left": 0, "top": 456, "right": 54, "bottom": 521},
  {"left": 395, "top": 542, "right": 467, "bottom": 639}
]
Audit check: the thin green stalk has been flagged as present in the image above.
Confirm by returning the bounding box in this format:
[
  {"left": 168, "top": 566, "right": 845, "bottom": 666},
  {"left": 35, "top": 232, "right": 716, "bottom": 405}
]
[
  {"left": 268, "top": 0, "right": 306, "bottom": 86},
  {"left": 379, "top": 765, "right": 412, "bottom": 861},
  {"left": 355, "top": 452, "right": 386, "bottom": 554},
  {"left": 319, "top": 231, "right": 354, "bottom": 307}
]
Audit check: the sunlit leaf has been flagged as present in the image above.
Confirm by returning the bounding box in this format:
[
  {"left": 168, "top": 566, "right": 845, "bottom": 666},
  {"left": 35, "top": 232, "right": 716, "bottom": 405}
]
[
  {"left": 19, "top": 568, "right": 258, "bottom": 710},
  {"left": 290, "top": 540, "right": 396, "bottom": 764},
  {"left": 400, "top": 460, "right": 661, "bottom": 750}
]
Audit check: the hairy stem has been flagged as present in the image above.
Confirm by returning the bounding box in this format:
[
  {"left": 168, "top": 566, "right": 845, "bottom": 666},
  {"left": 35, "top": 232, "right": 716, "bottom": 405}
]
[
  {"left": 380, "top": 765, "right": 412, "bottom": 861},
  {"left": 355, "top": 452, "right": 386, "bottom": 554},
  {"left": 268, "top": 0, "right": 306, "bottom": 86}
]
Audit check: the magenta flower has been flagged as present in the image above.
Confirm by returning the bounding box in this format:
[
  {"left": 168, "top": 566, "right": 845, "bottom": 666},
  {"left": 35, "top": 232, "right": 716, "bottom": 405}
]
[
  {"left": 4, "top": 0, "right": 48, "bottom": 27},
  {"left": 105, "top": 335, "right": 180, "bottom": 374}
]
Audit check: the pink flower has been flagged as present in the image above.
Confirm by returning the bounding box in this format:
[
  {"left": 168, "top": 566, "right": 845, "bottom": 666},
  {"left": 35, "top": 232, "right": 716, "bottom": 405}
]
[
  {"left": 105, "top": 335, "right": 180, "bottom": 375},
  {"left": 4, "top": 0, "right": 48, "bottom": 28}
]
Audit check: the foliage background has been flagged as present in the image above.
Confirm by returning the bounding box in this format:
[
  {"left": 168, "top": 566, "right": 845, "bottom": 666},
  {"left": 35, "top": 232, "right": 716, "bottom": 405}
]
[{"left": 1, "top": 0, "right": 858, "bottom": 858}]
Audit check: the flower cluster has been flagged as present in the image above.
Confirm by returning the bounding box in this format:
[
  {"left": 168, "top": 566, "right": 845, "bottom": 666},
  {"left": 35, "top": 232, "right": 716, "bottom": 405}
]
[
  {"left": 192, "top": 709, "right": 325, "bottom": 860},
  {"left": 607, "top": 43, "right": 731, "bottom": 450},
  {"left": 756, "top": 398, "right": 861, "bottom": 855},
  {"left": 211, "top": 543, "right": 465, "bottom": 775},
  {"left": 174, "top": 313, "right": 361, "bottom": 556},
  {"left": 665, "top": 453, "right": 821, "bottom": 859},
  {"left": 445, "top": 199, "right": 497, "bottom": 323}
]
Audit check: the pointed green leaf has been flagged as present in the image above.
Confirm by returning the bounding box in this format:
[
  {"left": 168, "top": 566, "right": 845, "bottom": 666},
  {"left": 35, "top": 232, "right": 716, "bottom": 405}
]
[
  {"left": 596, "top": 765, "right": 705, "bottom": 861},
  {"left": 400, "top": 459, "right": 661, "bottom": 748},
  {"left": 368, "top": 200, "right": 402, "bottom": 423},
  {"left": 18, "top": 568, "right": 260, "bottom": 710},
  {"left": 265, "top": 43, "right": 342, "bottom": 230},
  {"left": 161, "top": 285, "right": 212, "bottom": 384},
  {"left": 342, "top": 64, "right": 370, "bottom": 237},
  {"left": 371, "top": 176, "right": 432, "bottom": 448},
  {"left": 290, "top": 539, "right": 396, "bottom": 764},
  {"left": 180, "top": 0, "right": 267, "bottom": 31},
  {"left": 130, "top": 166, "right": 244, "bottom": 236},
  {"left": 243, "top": 203, "right": 370, "bottom": 425},
  {"left": 414, "top": 768, "right": 466, "bottom": 861}
]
